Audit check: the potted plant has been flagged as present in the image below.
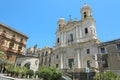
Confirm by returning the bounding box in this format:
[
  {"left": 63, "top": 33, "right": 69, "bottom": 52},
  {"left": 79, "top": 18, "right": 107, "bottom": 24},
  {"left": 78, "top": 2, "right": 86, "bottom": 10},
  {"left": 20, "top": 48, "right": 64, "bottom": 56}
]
[
  {"left": 14, "top": 66, "right": 20, "bottom": 77},
  {"left": 26, "top": 69, "right": 34, "bottom": 78},
  {"left": 6, "top": 64, "right": 14, "bottom": 77},
  {"left": 35, "top": 71, "right": 39, "bottom": 78},
  {"left": 21, "top": 67, "right": 28, "bottom": 78}
]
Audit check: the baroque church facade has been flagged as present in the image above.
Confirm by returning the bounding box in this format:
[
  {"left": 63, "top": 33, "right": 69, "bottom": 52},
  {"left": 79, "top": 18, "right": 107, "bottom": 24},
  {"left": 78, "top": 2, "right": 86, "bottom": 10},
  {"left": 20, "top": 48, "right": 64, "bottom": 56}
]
[
  {"left": 26, "top": 4, "right": 120, "bottom": 74},
  {"left": 50, "top": 4, "right": 100, "bottom": 72}
]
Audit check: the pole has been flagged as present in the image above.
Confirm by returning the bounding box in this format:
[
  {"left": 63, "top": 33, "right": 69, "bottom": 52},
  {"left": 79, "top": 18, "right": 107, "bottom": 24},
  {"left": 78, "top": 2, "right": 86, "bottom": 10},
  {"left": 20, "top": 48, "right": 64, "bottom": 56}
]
[
  {"left": 72, "top": 62, "right": 75, "bottom": 80},
  {"left": 87, "top": 72, "right": 89, "bottom": 80},
  {"left": 86, "top": 67, "right": 90, "bottom": 80}
]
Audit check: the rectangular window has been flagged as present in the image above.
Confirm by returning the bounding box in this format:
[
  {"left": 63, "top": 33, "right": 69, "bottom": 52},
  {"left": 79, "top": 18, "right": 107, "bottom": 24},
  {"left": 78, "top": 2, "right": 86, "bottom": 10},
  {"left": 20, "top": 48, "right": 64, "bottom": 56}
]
[
  {"left": 117, "top": 44, "right": 120, "bottom": 50},
  {"left": 13, "top": 35, "right": 15, "bottom": 37},
  {"left": 100, "top": 47, "right": 106, "bottom": 53},
  {"left": 85, "top": 28, "right": 88, "bottom": 34},
  {"left": 9, "top": 42, "right": 14, "bottom": 49},
  {"left": 87, "top": 60, "right": 90, "bottom": 67},
  {"left": 68, "top": 58, "right": 74, "bottom": 68},
  {"left": 70, "top": 34, "right": 73, "bottom": 42},
  {"left": 3, "top": 30, "right": 6, "bottom": 33},
  {"left": 20, "top": 38, "right": 23, "bottom": 42},
  {"left": 57, "top": 38, "right": 59, "bottom": 43},
  {"left": 102, "top": 59, "right": 108, "bottom": 67},
  {"left": 87, "top": 49, "right": 90, "bottom": 54},
  {"left": 18, "top": 45, "right": 22, "bottom": 50},
  {"left": 56, "top": 64, "right": 58, "bottom": 68},
  {"left": 56, "top": 55, "right": 59, "bottom": 59}
]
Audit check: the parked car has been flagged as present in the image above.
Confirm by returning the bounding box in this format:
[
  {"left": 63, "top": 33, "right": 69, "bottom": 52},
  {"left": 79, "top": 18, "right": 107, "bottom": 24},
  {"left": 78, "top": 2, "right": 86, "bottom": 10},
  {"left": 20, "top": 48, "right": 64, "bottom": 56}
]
[{"left": 61, "top": 75, "right": 72, "bottom": 80}]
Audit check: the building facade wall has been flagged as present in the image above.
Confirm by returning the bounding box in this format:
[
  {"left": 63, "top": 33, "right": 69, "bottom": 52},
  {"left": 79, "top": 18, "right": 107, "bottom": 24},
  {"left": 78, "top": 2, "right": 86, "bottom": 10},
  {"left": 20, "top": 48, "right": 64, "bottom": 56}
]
[
  {"left": 38, "top": 46, "right": 52, "bottom": 67},
  {"left": 16, "top": 57, "right": 39, "bottom": 72},
  {"left": 0, "top": 23, "right": 28, "bottom": 63},
  {"left": 98, "top": 39, "right": 120, "bottom": 72},
  {"left": 51, "top": 5, "right": 100, "bottom": 72}
]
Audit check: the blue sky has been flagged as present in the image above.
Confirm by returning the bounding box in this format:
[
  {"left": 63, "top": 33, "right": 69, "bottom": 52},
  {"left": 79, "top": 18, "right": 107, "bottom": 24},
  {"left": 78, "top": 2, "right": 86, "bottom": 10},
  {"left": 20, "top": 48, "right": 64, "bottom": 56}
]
[{"left": 0, "top": 0, "right": 120, "bottom": 48}]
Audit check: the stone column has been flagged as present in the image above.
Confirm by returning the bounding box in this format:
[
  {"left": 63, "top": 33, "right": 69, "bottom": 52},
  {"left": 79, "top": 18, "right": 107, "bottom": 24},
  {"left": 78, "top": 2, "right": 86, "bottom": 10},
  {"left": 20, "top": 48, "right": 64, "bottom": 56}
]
[
  {"left": 76, "top": 26, "right": 79, "bottom": 39},
  {"left": 65, "top": 54, "right": 68, "bottom": 69},
  {"left": 76, "top": 49, "right": 81, "bottom": 68},
  {"left": 60, "top": 53, "right": 63, "bottom": 69},
  {"left": 63, "top": 32, "right": 66, "bottom": 47},
  {"left": 79, "top": 27, "right": 82, "bottom": 38}
]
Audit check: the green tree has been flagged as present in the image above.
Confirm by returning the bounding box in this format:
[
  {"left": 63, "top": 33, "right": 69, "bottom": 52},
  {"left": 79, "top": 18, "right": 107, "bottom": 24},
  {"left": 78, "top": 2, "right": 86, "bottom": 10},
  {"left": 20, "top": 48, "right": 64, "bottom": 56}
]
[
  {"left": 38, "top": 67, "right": 62, "bottom": 80},
  {"left": 6, "top": 64, "right": 14, "bottom": 76},
  {"left": 14, "top": 66, "right": 21, "bottom": 77},
  {"left": 21, "top": 67, "right": 28, "bottom": 77},
  {"left": 26, "top": 69, "right": 34, "bottom": 78},
  {"left": 0, "top": 51, "right": 4, "bottom": 59},
  {"left": 38, "top": 67, "right": 52, "bottom": 80},
  {"left": 49, "top": 67, "right": 62, "bottom": 80},
  {"left": 94, "top": 71, "right": 120, "bottom": 80}
]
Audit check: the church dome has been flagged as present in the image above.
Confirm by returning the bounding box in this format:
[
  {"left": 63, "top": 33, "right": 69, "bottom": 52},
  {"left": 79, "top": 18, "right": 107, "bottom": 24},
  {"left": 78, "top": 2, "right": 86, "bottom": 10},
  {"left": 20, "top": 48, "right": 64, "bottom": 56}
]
[
  {"left": 57, "top": 17, "right": 66, "bottom": 27},
  {"left": 57, "top": 18, "right": 66, "bottom": 24},
  {"left": 81, "top": 4, "right": 92, "bottom": 12}
]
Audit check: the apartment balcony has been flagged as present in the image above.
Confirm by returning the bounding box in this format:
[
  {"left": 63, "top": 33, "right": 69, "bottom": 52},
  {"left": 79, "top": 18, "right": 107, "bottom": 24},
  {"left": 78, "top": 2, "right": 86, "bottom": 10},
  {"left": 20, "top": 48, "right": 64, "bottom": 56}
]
[
  {"left": 11, "top": 37, "right": 16, "bottom": 41},
  {"left": 17, "top": 50, "right": 23, "bottom": 55},
  {"left": 19, "top": 41, "right": 26, "bottom": 47},
  {"left": 7, "top": 47, "right": 15, "bottom": 52},
  {"left": 19, "top": 52, "right": 23, "bottom": 55},
  {"left": 1, "top": 32, "right": 6, "bottom": 37},
  {"left": 0, "top": 39, "right": 5, "bottom": 45}
]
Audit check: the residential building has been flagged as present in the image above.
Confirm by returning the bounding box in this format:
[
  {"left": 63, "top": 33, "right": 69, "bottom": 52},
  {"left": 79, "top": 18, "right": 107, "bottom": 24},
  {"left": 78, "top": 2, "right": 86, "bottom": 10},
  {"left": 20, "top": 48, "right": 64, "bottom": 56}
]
[
  {"left": 0, "top": 23, "right": 28, "bottom": 63},
  {"left": 38, "top": 46, "right": 52, "bottom": 67},
  {"left": 98, "top": 39, "right": 120, "bottom": 74}
]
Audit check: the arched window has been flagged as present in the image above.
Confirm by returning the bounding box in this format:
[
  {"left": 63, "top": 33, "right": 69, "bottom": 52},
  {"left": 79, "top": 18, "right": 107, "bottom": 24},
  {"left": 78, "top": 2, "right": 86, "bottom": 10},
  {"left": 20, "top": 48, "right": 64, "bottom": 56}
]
[
  {"left": 59, "top": 24, "right": 61, "bottom": 27},
  {"left": 70, "top": 34, "right": 73, "bottom": 42},
  {"left": 84, "top": 12, "right": 87, "bottom": 18},
  {"left": 24, "top": 62, "right": 31, "bottom": 69},
  {"left": 45, "top": 51, "right": 48, "bottom": 56},
  {"left": 85, "top": 28, "right": 88, "bottom": 34},
  {"left": 57, "top": 38, "right": 60, "bottom": 43}
]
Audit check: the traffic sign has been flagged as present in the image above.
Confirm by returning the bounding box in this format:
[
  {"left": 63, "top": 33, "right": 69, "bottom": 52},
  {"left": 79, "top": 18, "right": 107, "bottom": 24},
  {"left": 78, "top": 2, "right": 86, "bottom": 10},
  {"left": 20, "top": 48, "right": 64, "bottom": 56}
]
[{"left": 86, "top": 67, "right": 90, "bottom": 73}]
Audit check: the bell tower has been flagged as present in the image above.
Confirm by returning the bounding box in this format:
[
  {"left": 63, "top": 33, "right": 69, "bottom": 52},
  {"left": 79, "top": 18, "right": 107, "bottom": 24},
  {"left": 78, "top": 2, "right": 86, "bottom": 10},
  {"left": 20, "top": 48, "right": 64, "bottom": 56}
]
[
  {"left": 80, "top": 4, "right": 92, "bottom": 20},
  {"left": 80, "top": 4, "right": 98, "bottom": 41},
  {"left": 56, "top": 18, "right": 66, "bottom": 47}
]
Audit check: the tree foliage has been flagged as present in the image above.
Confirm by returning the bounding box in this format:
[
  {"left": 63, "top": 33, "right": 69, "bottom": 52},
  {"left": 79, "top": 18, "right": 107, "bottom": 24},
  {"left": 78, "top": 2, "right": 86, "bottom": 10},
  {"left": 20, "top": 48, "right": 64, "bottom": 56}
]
[
  {"left": 94, "top": 71, "right": 120, "bottom": 80},
  {"left": 38, "top": 66, "right": 62, "bottom": 80},
  {"left": 26, "top": 69, "right": 34, "bottom": 78},
  {"left": 21, "top": 67, "right": 28, "bottom": 76},
  {"left": 0, "top": 50, "right": 4, "bottom": 59}
]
